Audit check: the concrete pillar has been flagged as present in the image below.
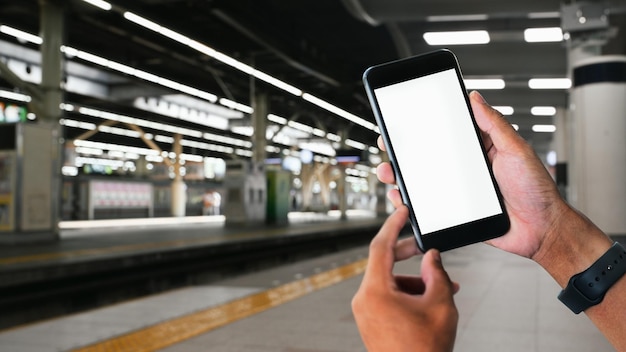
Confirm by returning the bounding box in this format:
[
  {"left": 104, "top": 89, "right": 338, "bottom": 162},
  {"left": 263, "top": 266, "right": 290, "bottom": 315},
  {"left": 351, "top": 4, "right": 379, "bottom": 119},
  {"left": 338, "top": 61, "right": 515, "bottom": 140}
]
[
  {"left": 251, "top": 93, "right": 267, "bottom": 165},
  {"left": 337, "top": 165, "right": 347, "bottom": 220},
  {"left": 171, "top": 133, "right": 186, "bottom": 217},
  {"left": 39, "top": 0, "right": 64, "bottom": 123},
  {"left": 6, "top": 0, "right": 65, "bottom": 242},
  {"left": 568, "top": 55, "right": 626, "bottom": 236}
]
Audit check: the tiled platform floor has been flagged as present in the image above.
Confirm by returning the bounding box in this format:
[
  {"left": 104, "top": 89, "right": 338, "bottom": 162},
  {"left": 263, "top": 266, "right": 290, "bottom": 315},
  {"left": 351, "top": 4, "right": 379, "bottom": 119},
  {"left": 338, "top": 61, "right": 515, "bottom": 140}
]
[{"left": 0, "top": 238, "right": 616, "bottom": 352}]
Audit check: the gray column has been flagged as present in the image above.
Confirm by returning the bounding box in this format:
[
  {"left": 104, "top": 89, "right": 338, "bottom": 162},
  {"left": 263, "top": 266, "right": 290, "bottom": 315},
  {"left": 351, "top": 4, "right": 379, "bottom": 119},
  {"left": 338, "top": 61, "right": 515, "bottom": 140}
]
[
  {"left": 15, "top": 0, "right": 65, "bottom": 241},
  {"left": 568, "top": 56, "right": 626, "bottom": 236},
  {"left": 171, "top": 133, "right": 186, "bottom": 217},
  {"left": 251, "top": 92, "right": 268, "bottom": 165}
]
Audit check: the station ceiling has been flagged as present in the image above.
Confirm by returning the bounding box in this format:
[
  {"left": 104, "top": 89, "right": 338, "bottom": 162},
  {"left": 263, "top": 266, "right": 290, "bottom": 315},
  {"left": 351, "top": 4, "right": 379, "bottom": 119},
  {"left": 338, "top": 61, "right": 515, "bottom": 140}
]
[{"left": 1, "top": 0, "right": 625, "bottom": 161}]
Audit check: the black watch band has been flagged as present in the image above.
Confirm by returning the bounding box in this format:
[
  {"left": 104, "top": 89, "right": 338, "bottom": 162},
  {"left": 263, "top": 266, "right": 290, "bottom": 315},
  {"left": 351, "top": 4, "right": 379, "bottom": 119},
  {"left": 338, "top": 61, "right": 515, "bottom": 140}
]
[{"left": 558, "top": 242, "right": 626, "bottom": 314}]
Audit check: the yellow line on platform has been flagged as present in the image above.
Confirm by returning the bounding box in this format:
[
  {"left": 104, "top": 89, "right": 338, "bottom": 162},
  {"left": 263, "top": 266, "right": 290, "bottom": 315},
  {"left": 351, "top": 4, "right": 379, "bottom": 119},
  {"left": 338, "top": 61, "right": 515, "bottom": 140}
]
[{"left": 71, "top": 258, "right": 368, "bottom": 352}]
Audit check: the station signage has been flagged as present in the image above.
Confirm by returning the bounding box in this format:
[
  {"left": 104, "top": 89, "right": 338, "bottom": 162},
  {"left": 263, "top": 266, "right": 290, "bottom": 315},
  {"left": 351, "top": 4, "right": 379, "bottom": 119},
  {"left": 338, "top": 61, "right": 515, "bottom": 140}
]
[{"left": 0, "top": 102, "right": 28, "bottom": 123}]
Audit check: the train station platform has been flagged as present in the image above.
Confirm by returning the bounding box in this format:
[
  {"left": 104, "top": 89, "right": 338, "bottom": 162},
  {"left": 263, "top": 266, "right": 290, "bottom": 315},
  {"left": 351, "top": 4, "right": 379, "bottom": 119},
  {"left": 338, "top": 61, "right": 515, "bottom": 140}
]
[
  {"left": 0, "top": 211, "right": 386, "bottom": 331},
  {"left": 0, "top": 231, "right": 617, "bottom": 351}
]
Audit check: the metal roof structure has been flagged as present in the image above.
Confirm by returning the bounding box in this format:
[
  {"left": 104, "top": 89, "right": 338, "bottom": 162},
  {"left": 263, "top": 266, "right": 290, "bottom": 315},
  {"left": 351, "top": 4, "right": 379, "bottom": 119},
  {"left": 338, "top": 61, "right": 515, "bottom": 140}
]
[{"left": 1, "top": 0, "right": 625, "bottom": 163}]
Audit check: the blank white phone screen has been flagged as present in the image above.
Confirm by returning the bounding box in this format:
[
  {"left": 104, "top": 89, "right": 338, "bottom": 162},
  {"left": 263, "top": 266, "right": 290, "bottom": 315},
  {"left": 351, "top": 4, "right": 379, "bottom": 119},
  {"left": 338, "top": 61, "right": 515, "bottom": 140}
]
[{"left": 373, "top": 68, "right": 502, "bottom": 235}]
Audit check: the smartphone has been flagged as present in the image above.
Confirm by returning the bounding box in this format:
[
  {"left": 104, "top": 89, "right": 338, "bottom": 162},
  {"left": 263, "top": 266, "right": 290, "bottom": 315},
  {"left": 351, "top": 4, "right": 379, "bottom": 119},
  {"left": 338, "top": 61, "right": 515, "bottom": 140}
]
[{"left": 363, "top": 49, "right": 509, "bottom": 252}]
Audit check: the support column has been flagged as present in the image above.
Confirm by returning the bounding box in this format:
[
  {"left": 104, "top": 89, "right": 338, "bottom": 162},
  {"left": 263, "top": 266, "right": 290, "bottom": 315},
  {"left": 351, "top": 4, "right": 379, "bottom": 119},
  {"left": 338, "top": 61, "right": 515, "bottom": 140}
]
[
  {"left": 171, "top": 133, "right": 186, "bottom": 217},
  {"left": 251, "top": 92, "right": 268, "bottom": 165},
  {"left": 562, "top": 2, "right": 626, "bottom": 236},
  {"left": 337, "top": 164, "right": 347, "bottom": 220},
  {"left": 568, "top": 56, "right": 626, "bottom": 236},
  {"left": 7, "top": 0, "right": 65, "bottom": 243},
  {"left": 40, "top": 0, "right": 64, "bottom": 123}
]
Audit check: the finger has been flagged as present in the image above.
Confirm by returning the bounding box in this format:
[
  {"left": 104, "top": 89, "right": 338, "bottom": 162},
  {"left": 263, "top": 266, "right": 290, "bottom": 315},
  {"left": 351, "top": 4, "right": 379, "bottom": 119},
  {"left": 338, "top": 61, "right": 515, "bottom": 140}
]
[
  {"left": 376, "top": 162, "right": 396, "bottom": 184},
  {"left": 470, "top": 91, "right": 523, "bottom": 154},
  {"left": 421, "top": 249, "right": 457, "bottom": 300},
  {"left": 394, "top": 236, "right": 422, "bottom": 260},
  {"left": 387, "top": 188, "right": 403, "bottom": 208},
  {"left": 363, "top": 206, "right": 409, "bottom": 284},
  {"left": 377, "top": 135, "right": 386, "bottom": 151}
]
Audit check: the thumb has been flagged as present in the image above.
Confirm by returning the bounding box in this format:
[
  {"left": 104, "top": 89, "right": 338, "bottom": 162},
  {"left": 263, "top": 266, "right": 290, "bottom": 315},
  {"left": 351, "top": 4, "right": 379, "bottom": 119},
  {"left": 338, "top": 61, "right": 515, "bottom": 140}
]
[
  {"left": 421, "top": 249, "right": 459, "bottom": 298},
  {"left": 470, "top": 90, "right": 523, "bottom": 152}
]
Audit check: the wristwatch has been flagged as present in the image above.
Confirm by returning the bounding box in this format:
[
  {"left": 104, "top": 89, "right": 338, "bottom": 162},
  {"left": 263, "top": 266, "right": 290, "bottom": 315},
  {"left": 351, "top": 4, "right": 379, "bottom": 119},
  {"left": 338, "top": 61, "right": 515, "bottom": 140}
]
[{"left": 558, "top": 242, "right": 626, "bottom": 314}]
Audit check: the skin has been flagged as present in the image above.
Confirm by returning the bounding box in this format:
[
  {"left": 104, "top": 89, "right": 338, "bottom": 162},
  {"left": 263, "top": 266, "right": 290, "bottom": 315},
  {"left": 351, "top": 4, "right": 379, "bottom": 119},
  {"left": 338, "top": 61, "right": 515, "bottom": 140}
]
[
  {"left": 352, "top": 206, "right": 459, "bottom": 352},
  {"left": 353, "top": 91, "right": 626, "bottom": 351}
]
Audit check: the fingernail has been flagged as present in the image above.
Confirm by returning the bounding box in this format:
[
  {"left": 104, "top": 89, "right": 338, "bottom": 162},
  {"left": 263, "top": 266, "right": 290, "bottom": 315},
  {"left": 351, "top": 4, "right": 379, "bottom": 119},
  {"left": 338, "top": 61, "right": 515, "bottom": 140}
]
[
  {"left": 431, "top": 249, "right": 441, "bottom": 263},
  {"left": 472, "top": 90, "right": 486, "bottom": 104}
]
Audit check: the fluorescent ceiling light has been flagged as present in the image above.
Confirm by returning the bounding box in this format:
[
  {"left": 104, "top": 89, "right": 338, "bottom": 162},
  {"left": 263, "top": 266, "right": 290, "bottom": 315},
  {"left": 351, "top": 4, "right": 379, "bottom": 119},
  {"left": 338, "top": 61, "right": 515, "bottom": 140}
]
[
  {"left": 302, "top": 93, "right": 377, "bottom": 131},
  {"left": 427, "top": 14, "right": 488, "bottom": 22},
  {"left": 524, "top": 27, "right": 563, "bottom": 42},
  {"left": 423, "top": 30, "right": 490, "bottom": 45},
  {"left": 512, "top": 124, "right": 519, "bottom": 131},
  {"left": 60, "top": 45, "right": 219, "bottom": 102},
  {"left": 532, "top": 124, "right": 556, "bottom": 132},
  {"left": 493, "top": 106, "right": 514, "bottom": 115},
  {"left": 219, "top": 98, "right": 253, "bottom": 114},
  {"left": 288, "top": 120, "right": 314, "bottom": 134},
  {"left": 0, "top": 89, "right": 31, "bottom": 102},
  {"left": 0, "top": 25, "right": 43, "bottom": 44},
  {"left": 464, "top": 79, "right": 505, "bottom": 89},
  {"left": 531, "top": 106, "right": 557, "bottom": 116},
  {"left": 345, "top": 139, "right": 367, "bottom": 150},
  {"left": 267, "top": 114, "right": 287, "bottom": 125},
  {"left": 251, "top": 70, "right": 302, "bottom": 96},
  {"left": 123, "top": 12, "right": 161, "bottom": 32},
  {"left": 528, "top": 12, "right": 560, "bottom": 19},
  {"left": 120, "top": 11, "right": 373, "bottom": 129},
  {"left": 81, "top": 0, "right": 112, "bottom": 11},
  {"left": 528, "top": 78, "right": 571, "bottom": 89},
  {"left": 326, "top": 133, "right": 342, "bottom": 142}
]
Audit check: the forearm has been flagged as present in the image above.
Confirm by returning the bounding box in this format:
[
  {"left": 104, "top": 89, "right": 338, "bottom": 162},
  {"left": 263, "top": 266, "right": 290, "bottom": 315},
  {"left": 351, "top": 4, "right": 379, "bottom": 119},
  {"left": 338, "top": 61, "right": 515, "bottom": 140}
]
[{"left": 533, "top": 201, "right": 625, "bottom": 350}]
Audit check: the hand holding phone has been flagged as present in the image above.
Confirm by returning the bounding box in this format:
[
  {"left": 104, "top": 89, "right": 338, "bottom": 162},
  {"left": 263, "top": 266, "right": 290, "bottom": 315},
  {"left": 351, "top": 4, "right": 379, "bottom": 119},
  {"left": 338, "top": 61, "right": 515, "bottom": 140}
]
[{"left": 363, "top": 49, "right": 510, "bottom": 252}]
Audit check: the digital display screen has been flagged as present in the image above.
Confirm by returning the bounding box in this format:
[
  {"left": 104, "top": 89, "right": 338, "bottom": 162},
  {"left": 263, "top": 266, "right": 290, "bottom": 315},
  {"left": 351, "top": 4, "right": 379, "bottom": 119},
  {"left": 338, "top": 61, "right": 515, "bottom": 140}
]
[{"left": 373, "top": 68, "right": 503, "bottom": 235}]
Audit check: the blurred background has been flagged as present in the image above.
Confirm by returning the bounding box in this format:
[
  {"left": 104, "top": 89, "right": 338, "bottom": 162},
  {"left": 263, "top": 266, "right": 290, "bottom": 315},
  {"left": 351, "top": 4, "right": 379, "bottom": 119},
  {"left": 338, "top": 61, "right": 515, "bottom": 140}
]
[{"left": 0, "top": 1, "right": 625, "bottom": 351}]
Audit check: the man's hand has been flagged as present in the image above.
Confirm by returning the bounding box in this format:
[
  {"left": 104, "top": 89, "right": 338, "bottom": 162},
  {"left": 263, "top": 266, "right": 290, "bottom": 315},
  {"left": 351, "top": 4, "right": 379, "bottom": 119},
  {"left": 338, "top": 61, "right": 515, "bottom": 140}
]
[{"left": 352, "top": 207, "right": 459, "bottom": 352}]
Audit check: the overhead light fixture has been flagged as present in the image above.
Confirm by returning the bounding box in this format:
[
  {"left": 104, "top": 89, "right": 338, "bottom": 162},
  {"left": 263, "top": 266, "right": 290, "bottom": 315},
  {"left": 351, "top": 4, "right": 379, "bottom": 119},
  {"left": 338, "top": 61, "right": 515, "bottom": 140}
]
[
  {"left": 219, "top": 98, "right": 253, "bottom": 114},
  {"left": 0, "top": 25, "right": 43, "bottom": 44},
  {"left": 345, "top": 139, "right": 367, "bottom": 150},
  {"left": 512, "top": 124, "right": 519, "bottom": 131},
  {"left": 60, "top": 45, "right": 219, "bottom": 103},
  {"left": 528, "top": 12, "right": 561, "bottom": 19},
  {"left": 0, "top": 89, "right": 31, "bottom": 102},
  {"left": 493, "top": 106, "right": 514, "bottom": 115},
  {"left": 427, "top": 14, "right": 488, "bottom": 22},
  {"left": 528, "top": 78, "right": 571, "bottom": 89},
  {"left": 267, "top": 114, "right": 287, "bottom": 125},
  {"left": 531, "top": 106, "right": 557, "bottom": 116},
  {"left": 524, "top": 27, "right": 563, "bottom": 42},
  {"left": 464, "top": 78, "right": 505, "bottom": 89},
  {"left": 302, "top": 93, "right": 378, "bottom": 131},
  {"left": 532, "top": 124, "right": 556, "bottom": 132},
  {"left": 120, "top": 12, "right": 377, "bottom": 127},
  {"left": 4, "top": 23, "right": 370, "bottom": 139},
  {"left": 80, "top": 0, "right": 112, "bottom": 11},
  {"left": 423, "top": 30, "right": 490, "bottom": 45},
  {"left": 288, "top": 120, "right": 314, "bottom": 134}
]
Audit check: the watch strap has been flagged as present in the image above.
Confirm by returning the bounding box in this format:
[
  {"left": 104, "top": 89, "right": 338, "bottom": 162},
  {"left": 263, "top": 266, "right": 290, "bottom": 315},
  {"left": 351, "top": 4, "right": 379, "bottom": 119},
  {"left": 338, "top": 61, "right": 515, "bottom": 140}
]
[{"left": 558, "top": 242, "right": 626, "bottom": 314}]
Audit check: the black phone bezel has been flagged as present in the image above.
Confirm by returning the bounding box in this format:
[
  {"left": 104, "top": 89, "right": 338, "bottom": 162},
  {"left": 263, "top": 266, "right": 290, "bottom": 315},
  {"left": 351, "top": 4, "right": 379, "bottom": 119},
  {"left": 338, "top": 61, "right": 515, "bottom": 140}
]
[{"left": 363, "top": 49, "right": 510, "bottom": 252}]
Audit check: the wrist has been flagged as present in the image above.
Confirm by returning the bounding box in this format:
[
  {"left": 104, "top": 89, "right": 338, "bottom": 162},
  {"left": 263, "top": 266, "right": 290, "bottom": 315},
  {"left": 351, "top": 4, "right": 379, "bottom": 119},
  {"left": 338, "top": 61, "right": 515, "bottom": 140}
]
[{"left": 532, "top": 201, "right": 614, "bottom": 288}]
